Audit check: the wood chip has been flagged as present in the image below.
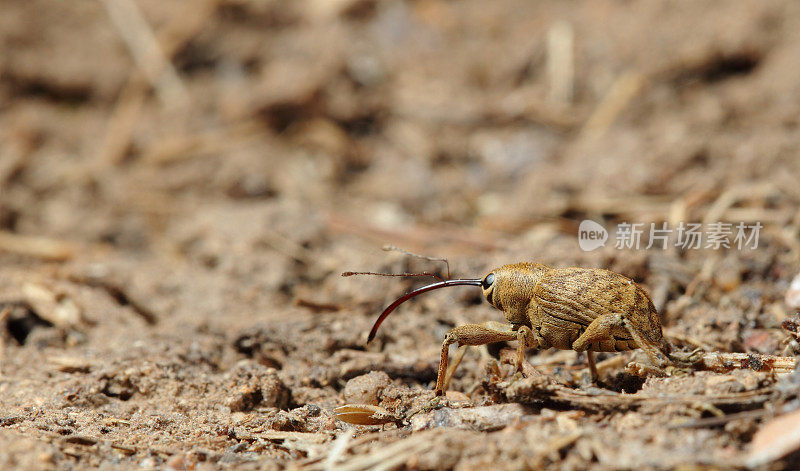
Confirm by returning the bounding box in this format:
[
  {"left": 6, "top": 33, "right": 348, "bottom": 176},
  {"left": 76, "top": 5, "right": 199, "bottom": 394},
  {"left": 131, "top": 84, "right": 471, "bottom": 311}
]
[
  {"left": 111, "top": 443, "right": 137, "bottom": 455},
  {"left": 325, "top": 433, "right": 433, "bottom": 471},
  {"left": 23, "top": 282, "right": 83, "bottom": 328},
  {"left": 260, "top": 431, "right": 331, "bottom": 443},
  {"left": 786, "top": 273, "right": 800, "bottom": 310},
  {"left": 694, "top": 352, "right": 796, "bottom": 375},
  {"left": 334, "top": 404, "right": 399, "bottom": 426},
  {"left": 294, "top": 298, "right": 343, "bottom": 313},
  {"left": 62, "top": 435, "right": 98, "bottom": 446},
  {"left": 0, "top": 231, "right": 76, "bottom": 261},
  {"left": 48, "top": 356, "right": 91, "bottom": 373},
  {"left": 411, "top": 403, "right": 529, "bottom": 432},
  {"left": 746, "top": 408, "right": 800, "bottom": 468}
]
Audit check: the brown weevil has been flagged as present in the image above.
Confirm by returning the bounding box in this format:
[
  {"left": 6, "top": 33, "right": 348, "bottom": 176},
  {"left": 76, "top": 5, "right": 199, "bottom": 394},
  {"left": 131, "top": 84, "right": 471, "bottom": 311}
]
[{"left": 362, "top": 262, "right": 676, "bottom": 396}]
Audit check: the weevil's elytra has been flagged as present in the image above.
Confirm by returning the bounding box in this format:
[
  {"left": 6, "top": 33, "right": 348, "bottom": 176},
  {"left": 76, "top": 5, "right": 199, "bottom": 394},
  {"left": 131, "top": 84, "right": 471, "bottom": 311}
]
[{"left": 367, "top": 262, "right": 674, "bottom": 396}]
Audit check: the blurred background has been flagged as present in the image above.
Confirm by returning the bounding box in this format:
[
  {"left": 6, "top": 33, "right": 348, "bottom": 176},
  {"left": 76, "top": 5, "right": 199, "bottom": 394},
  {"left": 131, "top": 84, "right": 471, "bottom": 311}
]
[{"left": 1, "top": 0, "right": 800, "bottom": 468}]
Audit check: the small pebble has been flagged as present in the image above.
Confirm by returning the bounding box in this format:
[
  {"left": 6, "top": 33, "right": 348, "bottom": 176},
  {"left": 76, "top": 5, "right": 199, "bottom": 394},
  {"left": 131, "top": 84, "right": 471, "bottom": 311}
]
[
  {"left": 343, "top": 371, "right": 391, "bottom": 405},
  {"left": 785, "top": 272, "right": 800, "bottom": 310}
]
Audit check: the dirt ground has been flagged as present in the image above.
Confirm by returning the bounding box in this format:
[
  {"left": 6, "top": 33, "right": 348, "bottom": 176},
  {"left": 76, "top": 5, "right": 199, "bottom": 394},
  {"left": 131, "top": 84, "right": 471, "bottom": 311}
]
[{"left": 1, "top": 0, "right": 800, "bottom": 469}]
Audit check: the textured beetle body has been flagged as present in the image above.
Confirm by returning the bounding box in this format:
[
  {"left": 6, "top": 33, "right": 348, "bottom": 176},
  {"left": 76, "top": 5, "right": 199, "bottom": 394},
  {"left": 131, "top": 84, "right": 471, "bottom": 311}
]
[{"left": 484, "top": 263, "right": 669, "bottom": 358}]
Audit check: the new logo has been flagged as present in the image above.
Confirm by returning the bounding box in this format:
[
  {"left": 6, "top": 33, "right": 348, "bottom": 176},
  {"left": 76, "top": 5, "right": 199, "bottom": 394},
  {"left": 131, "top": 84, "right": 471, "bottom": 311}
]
[{"left": 578, "top": 220, "right": 608, "bottom": 252}]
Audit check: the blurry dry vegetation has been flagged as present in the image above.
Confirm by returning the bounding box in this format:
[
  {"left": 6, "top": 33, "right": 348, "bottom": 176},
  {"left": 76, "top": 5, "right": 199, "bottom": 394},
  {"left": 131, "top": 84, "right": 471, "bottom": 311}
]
[{"left": 1, "top": 0, "right": 800, "bottom": 469}]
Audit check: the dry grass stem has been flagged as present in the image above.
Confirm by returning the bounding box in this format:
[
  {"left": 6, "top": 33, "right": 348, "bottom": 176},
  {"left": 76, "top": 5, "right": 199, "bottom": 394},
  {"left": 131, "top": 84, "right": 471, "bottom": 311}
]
[
  {"left": 547, "top": 21, "right": 574, "bottom": 105},
  {"left": 582, "top": 71, "right": 646, "bottom": 139},
  {"left": 0, "top": 231, "right": 76, "bottom": 261},
  {"left": 100, "top": 0, "right": 189, "bottom": 107}
]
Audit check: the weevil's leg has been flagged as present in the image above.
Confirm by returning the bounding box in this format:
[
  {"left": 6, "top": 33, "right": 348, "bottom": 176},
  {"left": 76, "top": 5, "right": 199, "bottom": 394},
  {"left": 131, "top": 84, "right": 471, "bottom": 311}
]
[
  {"left": 586, "top": 351, "right": 599, "bottom": 382},
  {"left": 618, "top": 318, "right": 671, "bottom": 368},
  {"left": 573, "top": 313, "right": 670, "bottom": 369},
  {"left": 514, "top": 325, "right": 535, "bottom": 373},
  {"left": 441, "top": 345, "right": 468, "bottom": 393},
  {"left": 572, "top": 314, "right": 626, "bottom": 382},
  {"left": 572, "top": 313, "right": 622, "bottom": 352},
  {"left": 435, "top": 335, "right": 455, "bottom": 397},
  {"left": 434, "top": 322, "right": 520, "bottom": 396}
]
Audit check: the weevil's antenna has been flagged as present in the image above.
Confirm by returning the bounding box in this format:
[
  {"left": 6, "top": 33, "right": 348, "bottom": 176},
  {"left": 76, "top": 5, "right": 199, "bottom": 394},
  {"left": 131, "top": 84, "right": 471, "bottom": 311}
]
[
  {"left": 382, "top": 245, "right": 451, "bottom": 280},
  {"left": 367, "top": 279, "right": 482, "bottom": 343},
  {"left": 341, "top": 271, "right": 446, "bottom": 282}
]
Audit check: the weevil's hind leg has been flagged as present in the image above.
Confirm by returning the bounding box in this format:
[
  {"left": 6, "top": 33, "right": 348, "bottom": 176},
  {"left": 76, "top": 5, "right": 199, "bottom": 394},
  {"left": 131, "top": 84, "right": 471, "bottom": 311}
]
[
  {"left": 572, "top": 314, "right": 627, "bottom": 382},
  {"left": 573, "top": 312, "right": 671, "bottom": 370},
  {"left": 623, "top": 320, "right": 672, "bottom": 368},
  {"left": 435, "top": 322, "right": 535, "bottom": 396},
  {"left": 586, "top": 351, "right": 599, "bottom": 382},
  {"left": 572, "top": 313, "right": 622, "bottom": 353}
]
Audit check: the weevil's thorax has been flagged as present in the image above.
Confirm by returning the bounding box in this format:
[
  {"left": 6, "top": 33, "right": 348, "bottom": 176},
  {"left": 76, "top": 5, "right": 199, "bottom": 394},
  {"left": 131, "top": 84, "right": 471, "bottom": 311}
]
[{"left": 481, "top": 263, "right": 551, "bottom": 327}]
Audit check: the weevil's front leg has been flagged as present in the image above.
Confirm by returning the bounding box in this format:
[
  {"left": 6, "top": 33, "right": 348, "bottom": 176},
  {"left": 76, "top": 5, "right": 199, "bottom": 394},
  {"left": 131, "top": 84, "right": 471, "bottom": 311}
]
[
  {"left": 440, "top": 345, "right": 468, "bottom": 394},
  {"left": 435, "top": 322, "right": 536, "bottom": 396}
]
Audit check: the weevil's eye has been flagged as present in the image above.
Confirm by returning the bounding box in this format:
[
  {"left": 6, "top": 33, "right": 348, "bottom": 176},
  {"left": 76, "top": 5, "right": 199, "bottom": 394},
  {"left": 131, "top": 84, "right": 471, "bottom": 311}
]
[{"left": 482, "top": 273, "right": 495, "bottom": 290}]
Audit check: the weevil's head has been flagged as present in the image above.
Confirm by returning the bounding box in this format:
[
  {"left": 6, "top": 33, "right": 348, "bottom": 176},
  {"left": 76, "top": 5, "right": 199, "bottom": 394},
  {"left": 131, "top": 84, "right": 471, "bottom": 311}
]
[
  {"left": 479, "top": 263, "right": 550, "bottom": 327},
  {"left": 365, "top": 262, "right": 551, "bottom": 342}
]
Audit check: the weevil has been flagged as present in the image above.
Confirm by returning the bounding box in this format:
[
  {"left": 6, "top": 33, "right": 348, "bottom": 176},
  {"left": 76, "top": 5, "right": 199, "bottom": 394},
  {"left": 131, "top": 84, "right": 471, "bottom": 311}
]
[{"left": 364, "top": 262, "right": 676, "bottom": 396}]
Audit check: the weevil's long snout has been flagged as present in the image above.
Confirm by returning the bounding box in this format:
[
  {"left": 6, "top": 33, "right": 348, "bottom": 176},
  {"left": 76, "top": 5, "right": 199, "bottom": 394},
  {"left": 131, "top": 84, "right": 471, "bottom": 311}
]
[{"left": 367, "top": 279, "right": 482, "bottom": 343}]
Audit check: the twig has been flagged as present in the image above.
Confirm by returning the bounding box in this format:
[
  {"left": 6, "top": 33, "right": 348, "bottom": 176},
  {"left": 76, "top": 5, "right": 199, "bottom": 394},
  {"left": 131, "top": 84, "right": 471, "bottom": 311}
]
[
  {"left": 664, "top": 329, "right": 722, "bottom": 351},
  {"left": 260, "top": 431, "right": 331, "bottom": 443},
  {"left": 530, "top": 431, "right": 582, "bottom": 468},
  {"left": 566, "top": 195, "right": 672, "bottom": 217},
  {"left": 0, "top": 231, "right": 76, "bottom": 261},
  {"left": 722, "top": 208, "right": 794, "bottom": 225},
  {"left": 96, "top": 79, "right": 149, "bottom": 166},
  {"left": 0, "top": 306, "right": 9, "bottom": 364},
  {"left": 0, "top": 138, "right": 29, "bottom": 186},
  {"left": 746, "top": 407, "right": 800, "bottom": 467},
  {"left": 65, "top": 274, "right": 158, "bottom": 325},
  {"left": 702, "top": 182, "right": 777, "bottom": 225},
  {"left": 23, "top": 282, "right": 83, "bottom": 327},
  {"left": 139, "top": 121, "right": 263, "bottom": 165},
  {"left": 327, "top": 433, "right": 432, "bottom": 471},
  {"left": 294, "top": 298, "right": 343, "bottom": 313},
  {"left": 582, "top": 71, "right": 646, "bottom": 139},
  {"left": 96, "top": 0, "right": 218, "bottom": 166},
  {"left": 592, "top": 354, "right": 629, "bottom": 377},
  {"left": 258, "top": 228, "right": 315, "bottom": 265},
  {"left": 100, "top": 0, "right": 189, "bottom": 107},
  {"left": 498, "top": 374, "right": 776, "bottom": 410},
  {"left": 669, "top": 407, "right": 775, "bottom": 429},
  {"left": 691, "top": 351, "right": 796, "bottom": 375},
  {"left": 324, "top": 429, "right": 354, "bottom": 471},
  {"left": 295, "top": 430, "right": 404, "bottom": 470},
  {"left": 547, "top": 21, "right": 574, "bottom": 105}
]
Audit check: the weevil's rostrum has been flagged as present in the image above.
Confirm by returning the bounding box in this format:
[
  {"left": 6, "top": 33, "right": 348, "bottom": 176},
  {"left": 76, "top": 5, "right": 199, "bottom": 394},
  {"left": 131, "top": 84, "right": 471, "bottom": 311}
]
[{"left": 369, "top": 262, "right": 676, "bottom": 396}]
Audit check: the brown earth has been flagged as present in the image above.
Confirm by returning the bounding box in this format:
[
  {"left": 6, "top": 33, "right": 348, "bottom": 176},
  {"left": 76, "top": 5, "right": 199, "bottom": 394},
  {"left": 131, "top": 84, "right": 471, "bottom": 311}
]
[{"left": 1, "top": 0, "right": 800, "bottom": 469}]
